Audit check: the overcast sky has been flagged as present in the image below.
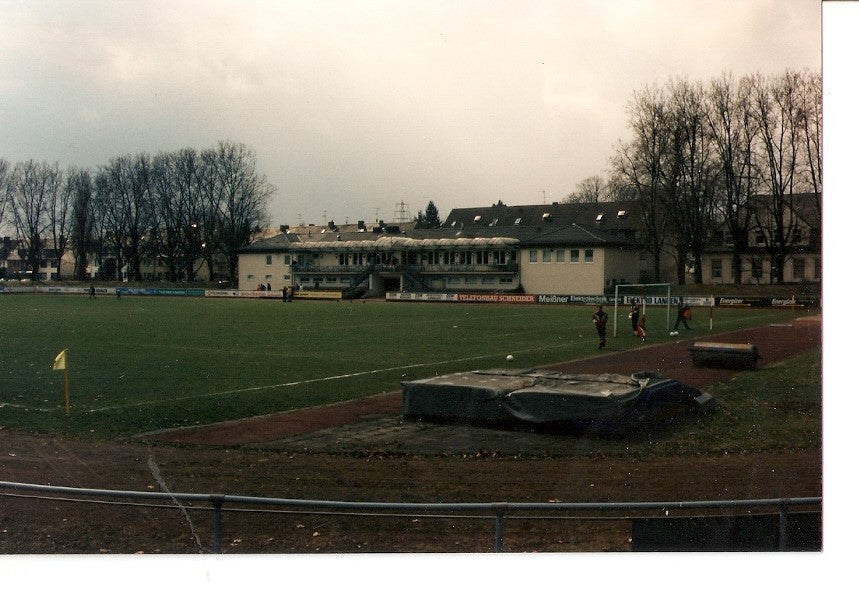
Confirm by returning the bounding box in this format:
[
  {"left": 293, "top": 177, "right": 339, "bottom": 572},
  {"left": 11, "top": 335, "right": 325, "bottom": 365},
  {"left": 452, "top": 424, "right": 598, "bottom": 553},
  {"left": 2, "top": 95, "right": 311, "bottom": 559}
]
[{"left": 1, "top": 0, "right": 821, "bottom": 228}]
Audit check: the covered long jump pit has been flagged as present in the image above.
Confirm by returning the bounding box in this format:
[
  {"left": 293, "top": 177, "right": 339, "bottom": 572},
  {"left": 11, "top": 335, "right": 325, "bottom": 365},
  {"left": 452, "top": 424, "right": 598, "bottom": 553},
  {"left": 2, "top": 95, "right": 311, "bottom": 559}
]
[
  {"left": 402, "top": 369, "right": 714, "bottom": 434},
  {"left": 688, "top": 342, "right": 761, "bottom": 369}
]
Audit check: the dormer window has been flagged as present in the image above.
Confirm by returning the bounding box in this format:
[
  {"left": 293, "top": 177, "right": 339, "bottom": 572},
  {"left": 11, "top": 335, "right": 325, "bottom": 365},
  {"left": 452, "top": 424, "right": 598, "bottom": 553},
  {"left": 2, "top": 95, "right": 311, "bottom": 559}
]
[
  {"left": 489, "top": 218, "right": 498, "bottom": 227},
  {"left": 596, "top": 214, "right": 604, "bottom": 222},
  {"left": 617, "top": 210, "right": 627, "bottom": 218},
  {"left": 474, "top": 215, "right": 482, "bottom": 222},
  {"left": 514, "top": 217, "right": 522, "bottom": 225},
  {"left": 542, "top": 212, "right": 551, "bottom": 221},
  {"left": 450, "top": 221, "right": 457, "bottom": 227}
]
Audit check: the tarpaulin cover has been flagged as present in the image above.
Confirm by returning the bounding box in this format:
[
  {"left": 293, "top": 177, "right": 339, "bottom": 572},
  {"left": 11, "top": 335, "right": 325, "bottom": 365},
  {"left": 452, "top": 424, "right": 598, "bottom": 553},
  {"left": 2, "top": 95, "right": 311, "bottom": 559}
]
[{"left": 402, "top": 369, "right": 713, "bottom": 431}]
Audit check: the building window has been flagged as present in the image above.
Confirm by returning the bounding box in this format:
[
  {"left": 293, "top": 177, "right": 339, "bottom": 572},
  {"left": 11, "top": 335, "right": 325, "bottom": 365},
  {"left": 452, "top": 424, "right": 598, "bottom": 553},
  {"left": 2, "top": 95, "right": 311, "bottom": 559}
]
[
  {"left": 284, "top": 255, "right": 291, "bottom": 265},
  {"left": 529, "top": 250, "right": 538, "bottom": 263},
  {"left": 555, "top": 249, "right": 565, "bottom": 262},
  {"left": 265, "top": 255, "right": 272, "bottom": 265},
  {"left": 482, "top": 277, "right": 496, "bottom": 285},
  {"left": 809, "top": 228, "right": 820, "bottom": 247},
  {"left": 570, "top": 249, "right": 579, "bottom": 263},
  {"left": 711, "top": 259, "right": 723, "bottom": 279},
  {"left": 542, "top": 249, "right": 552, "bottom": 262},
  {"left": 793, "top": 258, "right": 806, "bottom": 280},
  {"left": 514, "top": 217, "right": 522, "bottom": 225},
  {"left": 751, "top": 258, "right": 763, "bottom": 279},
  {"left": 584, "top": 249, "right": 594, "bottom": 263},
  {"left": 755, "top": 232, "right": 766, "bottom": 245}
]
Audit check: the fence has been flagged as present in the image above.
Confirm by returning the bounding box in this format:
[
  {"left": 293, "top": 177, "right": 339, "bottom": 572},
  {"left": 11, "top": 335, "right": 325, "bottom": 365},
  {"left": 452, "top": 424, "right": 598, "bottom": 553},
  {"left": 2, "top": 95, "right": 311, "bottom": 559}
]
[{"left": 0, "top": 481, "right": 821, "bottom": 553}]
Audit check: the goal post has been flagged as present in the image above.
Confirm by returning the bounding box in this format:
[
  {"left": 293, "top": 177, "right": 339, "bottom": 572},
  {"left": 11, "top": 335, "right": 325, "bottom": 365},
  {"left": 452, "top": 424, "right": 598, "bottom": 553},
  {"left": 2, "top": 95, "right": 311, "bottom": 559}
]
[{"left": 612, "top": 283, "right": 672, "bottom": 338}]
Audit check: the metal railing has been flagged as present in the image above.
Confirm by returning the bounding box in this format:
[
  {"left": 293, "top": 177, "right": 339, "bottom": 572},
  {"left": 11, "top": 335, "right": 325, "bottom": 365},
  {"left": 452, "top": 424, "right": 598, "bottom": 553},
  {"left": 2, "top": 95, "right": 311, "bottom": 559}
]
[{"left": 0, "top": 480, "right": 820, "bottom": 553}]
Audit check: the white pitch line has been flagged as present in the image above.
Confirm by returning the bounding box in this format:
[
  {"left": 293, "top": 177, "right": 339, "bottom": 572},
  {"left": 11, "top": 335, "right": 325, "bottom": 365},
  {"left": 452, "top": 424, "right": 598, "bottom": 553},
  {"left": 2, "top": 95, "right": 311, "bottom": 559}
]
[
  {"left": 83, "top": 339, "right": 586, "bottom": 414},
  {"left": 0, "top": 402, "right": 57, "bottom": 412},
  {"left": 78, "top": 312, "right": 795, "bottom": 414}
]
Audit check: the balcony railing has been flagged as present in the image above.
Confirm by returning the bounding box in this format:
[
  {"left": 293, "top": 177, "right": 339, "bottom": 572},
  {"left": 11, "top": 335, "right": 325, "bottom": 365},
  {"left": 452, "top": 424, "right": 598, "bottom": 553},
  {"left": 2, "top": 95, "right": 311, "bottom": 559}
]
[{"left": 291, "top": 262, "right": 518, "bottom": 275}]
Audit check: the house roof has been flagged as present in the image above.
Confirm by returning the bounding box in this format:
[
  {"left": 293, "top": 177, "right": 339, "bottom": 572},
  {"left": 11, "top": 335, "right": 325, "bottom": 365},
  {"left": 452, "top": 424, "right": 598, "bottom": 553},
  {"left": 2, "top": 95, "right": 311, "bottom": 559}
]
[
  {"left": 240, "top": 201, "right": 642, "bottom": 253},
  {"left": 443, "top": 200, "right": 641, "bottom": 231}
]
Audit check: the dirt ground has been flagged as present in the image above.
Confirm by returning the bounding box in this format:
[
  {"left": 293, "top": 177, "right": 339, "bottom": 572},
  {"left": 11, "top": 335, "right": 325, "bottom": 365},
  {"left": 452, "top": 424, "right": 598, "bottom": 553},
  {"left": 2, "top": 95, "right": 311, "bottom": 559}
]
[{"left": 0, "top": 314, "right": 821, "bottom": 553}]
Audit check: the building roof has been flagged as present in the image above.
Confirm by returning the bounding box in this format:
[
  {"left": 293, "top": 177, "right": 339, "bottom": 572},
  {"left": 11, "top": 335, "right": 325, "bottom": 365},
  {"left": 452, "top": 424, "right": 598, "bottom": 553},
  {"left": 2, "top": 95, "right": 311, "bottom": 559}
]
[
  {"left": 443, "top": 200, "right": 641, "bottom": 232},
  {"left": 441, "top": 201, "right": 640, "bottom": 247},
  {"left": 240, "top": 200, "right": 642, "bottom": 253}
]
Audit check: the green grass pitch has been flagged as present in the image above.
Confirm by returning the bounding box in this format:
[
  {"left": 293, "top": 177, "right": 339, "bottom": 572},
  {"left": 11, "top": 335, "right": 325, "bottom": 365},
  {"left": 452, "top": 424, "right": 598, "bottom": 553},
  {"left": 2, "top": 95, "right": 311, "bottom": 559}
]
[{"left": 0, "top": 294, "right": 803, "bottom": 438}]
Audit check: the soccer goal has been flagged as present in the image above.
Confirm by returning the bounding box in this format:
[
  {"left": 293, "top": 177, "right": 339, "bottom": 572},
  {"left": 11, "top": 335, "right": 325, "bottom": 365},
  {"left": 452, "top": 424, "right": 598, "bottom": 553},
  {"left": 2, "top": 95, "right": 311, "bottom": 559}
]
[{"left": 612, "top": 283, "right": 673, "bottom": 338}]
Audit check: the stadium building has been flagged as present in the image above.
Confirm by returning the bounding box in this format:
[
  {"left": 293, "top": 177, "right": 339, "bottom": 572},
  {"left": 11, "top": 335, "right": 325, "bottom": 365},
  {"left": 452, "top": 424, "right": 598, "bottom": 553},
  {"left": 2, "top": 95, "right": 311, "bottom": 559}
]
[
  {"left": 237, "top": 200, "right": 657, "bottom": 296},
  {"left": 237, "top": 193, "right": 821, "bottom": 296}
]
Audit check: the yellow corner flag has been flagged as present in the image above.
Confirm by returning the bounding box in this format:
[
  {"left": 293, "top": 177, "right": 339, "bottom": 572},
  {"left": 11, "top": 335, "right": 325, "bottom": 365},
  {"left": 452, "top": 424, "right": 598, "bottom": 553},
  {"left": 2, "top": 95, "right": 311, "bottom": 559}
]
[
  {"left": 53, "top": 349, "right": 67, "bottom": 371},
  {"left": 52, "top": 349, "right": 70, "bottom": 415}
]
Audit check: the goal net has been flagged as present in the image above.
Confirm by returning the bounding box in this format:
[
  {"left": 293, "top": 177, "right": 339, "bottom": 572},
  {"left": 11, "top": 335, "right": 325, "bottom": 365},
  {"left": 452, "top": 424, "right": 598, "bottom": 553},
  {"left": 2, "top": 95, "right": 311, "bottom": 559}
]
[{"left": 612, "top": 283, "right": 672, "bottom": 338}]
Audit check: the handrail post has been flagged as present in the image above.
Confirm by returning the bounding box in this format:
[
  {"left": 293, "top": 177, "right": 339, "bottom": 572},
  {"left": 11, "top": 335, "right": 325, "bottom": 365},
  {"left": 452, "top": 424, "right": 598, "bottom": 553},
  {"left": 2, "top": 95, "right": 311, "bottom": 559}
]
[
  {"left": 493, "top": 503, "right": 507, "bottom": 553},
  {"left": 211, "top": 495, "right": 225, "bottom": 554},
  {"left": 778, "top": 500, "right": 788, "bottom": 551}
]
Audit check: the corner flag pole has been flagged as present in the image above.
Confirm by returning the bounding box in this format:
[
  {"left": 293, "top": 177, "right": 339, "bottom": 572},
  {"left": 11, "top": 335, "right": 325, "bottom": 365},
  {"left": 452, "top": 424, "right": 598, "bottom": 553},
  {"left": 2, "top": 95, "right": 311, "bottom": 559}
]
[
  {"left": 63, "top": 367, "right": 70, "bottom": 415},
  {"left": 52, "top": 349, "right": 70, "bottom": 415}
]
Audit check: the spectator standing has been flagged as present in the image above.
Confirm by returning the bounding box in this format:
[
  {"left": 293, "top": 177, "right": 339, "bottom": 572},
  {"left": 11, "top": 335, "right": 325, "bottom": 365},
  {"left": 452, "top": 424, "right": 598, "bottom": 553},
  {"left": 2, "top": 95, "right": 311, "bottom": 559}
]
[
  {"left": 673, "top": 300, "right": 692, "bottom": 332},
  {"left": 592, "top": 304, "right": 608, "bottom": 349}
]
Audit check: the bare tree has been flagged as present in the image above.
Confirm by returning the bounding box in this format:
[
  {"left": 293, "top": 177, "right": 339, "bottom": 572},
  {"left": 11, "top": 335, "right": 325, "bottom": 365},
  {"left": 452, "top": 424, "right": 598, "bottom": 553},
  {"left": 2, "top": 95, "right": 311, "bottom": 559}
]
[
  {"left": 94, "top": 161, "right": 128, "bottom": 281},
  {"left": 796, "top": 69, "right": 822, "bottom": 217},
  {"left": 95, "top": 154, "right": 156, "bottom": 281},
  {"left": 662, "top": 78, "right": 720, "bottom": 284},
  {"left": 150, "top": 151, "right": 186, "bottom": 282},
  {"left": 200, "top": 141, "right": 272, "bottom": 284},
  {"left": 69, "top": 168, "right": 96, "bottom": 280},
  {"left": 173, "top": 148, "right": 207, "bottom": 282},
  {"left": 563, "top": 175, "right": 607, "bottom": 203},
  {"left": 0, "top": 159, "right": 9, "bottom": 233},
  {"left": 750, "top": 70, "right": 806, "bottom": 283},
  {"left": 612, "top": 84, "right": 672, "bottom": 283},
  {"left": 705, "top": 73, "right": 760, "bottom": 284},
  {"left": 7, "top": 160, "right": 60, "bottom": 278},
  {"left": 46, "top": 167, "right": 75, "bottom": 280}
]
